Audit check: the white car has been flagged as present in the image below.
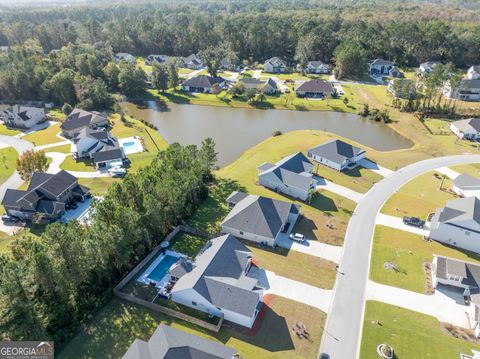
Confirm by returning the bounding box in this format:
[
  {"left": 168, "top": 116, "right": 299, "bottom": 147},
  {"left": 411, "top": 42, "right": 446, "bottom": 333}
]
[
  {"left": 108, "top": 166, "right": 127, "bottom": 177},
  {"left": 289, "top": 233, "right": 305, "bottom": 242}
]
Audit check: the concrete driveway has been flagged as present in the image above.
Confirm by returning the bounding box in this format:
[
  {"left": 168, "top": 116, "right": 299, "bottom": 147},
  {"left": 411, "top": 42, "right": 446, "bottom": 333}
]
[
  {"left": 375, "top": 213, "right": 430, "bottom": 236},
  {"left": 321, "top": 154, "right": 480, "bottom": 359},
  {"left": 276, "top": 235, "right": 342, "bottom": 263},
  {"left": 45, "top": 152, "right": 110, "bottom": 178},
  {"left": 435, "top": 166, "right": 460, "bottom": 180},
  {"left": 358, "top": 158, "right": 394, "bottom": 177},
  {"left": 250, "top": 268, "right": 333, "bottom": 312},
  {"left": 315, "top": 176, "right": 363, "bottom": 202},
  {"left": 366, "top": 280, "right": 470, "bottom": 328}
]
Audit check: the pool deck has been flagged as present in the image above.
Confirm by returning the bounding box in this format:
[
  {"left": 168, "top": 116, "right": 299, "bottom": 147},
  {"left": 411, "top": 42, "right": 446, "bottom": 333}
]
[
  {"left": 137, "top": 250, "right": 185, "bottom": 289},
  {"left": 119, "top": 136, "right": 144, "bottom": 155}
]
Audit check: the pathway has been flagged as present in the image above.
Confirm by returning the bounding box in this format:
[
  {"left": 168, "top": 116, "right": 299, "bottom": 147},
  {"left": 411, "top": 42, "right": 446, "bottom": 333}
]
[
  {"left": 375, "top": 213, "right": 430, "bottom": 236},
  {"left": 435, "top": 166, "right": 460, "bottom": 180},
  {"left": 45, "top": 152, "right": 109, "bottom": 178},
  {"left": 315, "top": 176, "right": 363, "bottom": 203},
  {"left": 186, "top": 68, "right": 205, "bottom": 78},
  {"left": 365, "top": 280, "right": 470, "bottom": 328},
  {"left": 252, "top": 69, "right": 262, "bottom": 79},
  {"left": 276, "top": 235, "right": 342, "bottom": 263},
  {"left": 250, "top": 268, "right": 333, "bottom": 312},
  {"left": 35, "top": 140, "right": 70, "bottom": 151},
  {"left": 358, "top": 158, "right": 394, "bottom": 177},
  {"left": 14, "top": 120, "right": 57, "bottom": 138}
]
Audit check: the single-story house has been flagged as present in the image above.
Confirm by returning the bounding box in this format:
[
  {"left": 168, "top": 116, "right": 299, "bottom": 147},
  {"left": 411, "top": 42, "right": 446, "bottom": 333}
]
[
  {"left": 114, "top": 52, "right": 135, "bottom": 63},
  {"left": 180, "top": 54, "right": 203, "bottom": 70},
  {"left": 453, "top": 173, "right": 480, "bottom": 199},
  {"left": 387, "top": 79, "right": 417, "bottom": 99},
  {"left": 219, "top": 57, "right": 235, "bottom": 70},
  {"left": 263, "top": 57, "right": 287, "bottom": 74},
  {"left": 429, "top": 196, "right": 480, "bottom": 254},
  {"left": 181, "top": 75, "right": 226, "bottom": 93},
  {"left": 295, "top": 79, "right": 335, "bottom": 98},
  {"left": 300, "top": 61, "right": 330, "bottom": 74},
  {"left": 145, "top": 54, "right": 169, "bottom": 66},
  {"left": 468, "top": 66, "right": 480, "bottom": 80},
  {"left": 238, "top": 77, "right": 279, "bottom": 95},
  {"left": 445, "top": 79, "right": 480, "bottom": 101},
  {"left": 221, "top": 191, "right": 300, "bottom": 247},
  {"left": 1, "top": 105, "right": 46, "bottom": 129},
  {"left": 60, "top": 109, "right": 108, "bottom": 138},
  {"left": 122, "top": 324, "right": 237, "bottom": 359},
  {"left": 369, "top": 59, "right": 395, "bottom": 76},
  {"left": 432, "top": 255, "right": 480, "bottom": 337},
  {"left": 417, "top": 61, "right": 441, "bottom": 76},
  {"left": 450, "top": 118, "right": 480, "bottom": 140},
  {"left": 258, "top": 152, "right": 316, "bottom": 201},
  {"left": 1, "top": 170, "right": 89, "bottom": 222},
  {"left": 170, "top": 234, "right": 264, "bottom": 328},
  {"left": 307, "top": 139, "right": 365, "bottom": 171}
]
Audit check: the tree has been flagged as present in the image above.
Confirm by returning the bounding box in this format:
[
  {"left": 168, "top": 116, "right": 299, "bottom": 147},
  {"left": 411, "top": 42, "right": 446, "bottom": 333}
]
[
  {"left": 211, "top": 83, "right": 222, "bottom": 97},
  {"left": 295, "top": 34, "right": 317, "bottom": 75},
  {"left": 16, "top": 150, "right": 49, "bottom": 181},
  {"left": 47, "top": 68, "right": 77, "bottom": 105},
  {"left": 103, "top": 61, "right": 120, "bottom": 89},
  {"left": 199, "top": 43, "right": 238, "bottom": 77},
  {"left": 228, "top": 82, "right": 245, "bottom": 96},
  {"left": 152, "top": 62, "right": 169, "bottom": 92},
  {"left": 118, "top": 62, "right": 147, "bottom": 97},
  {"left": 198, "top": 138, "right": 218, "bottom": 174},
  {"left": 333, "top": 42, "right": 367, "bottom": 80},
  {"left": 61, "top": 103, "right": 73, "bottom": 115},
  {"left": 167, "top": 59, "right": 180, "bottom": 89},
  {"left": 342, "top": 97, "right": 349, "bottom": 106},
  {"left": 76, "top": 77, "right": 114, "bottom": 109}
]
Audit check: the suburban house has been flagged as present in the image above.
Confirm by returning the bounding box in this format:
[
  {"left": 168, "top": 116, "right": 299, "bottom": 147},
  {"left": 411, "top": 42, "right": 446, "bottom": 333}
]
[
  {"left": 468, "top": 66, "right": 480, "bottom": 80},
  {"left": 453, "top": 173, "right": 480, "bottom": 199},
  {"left": 1, "top": 171, "right": 90, "bottom": 222},
  {"left": 432, "top": 255, "right": 480, "bottom": 338},
  {"left": 221, "top": 191, "right": 300, "bottom": 247},
  {"left": 60, "top": 109, "right": 108, "bottom": 138},
  {"left": 369, "top": 59, "right": 396, "bottom": 76},
  {"left": 145, "top": 54, "right": 169, "bottom": 66},
  {"left": 92, "top": 148, "right": 125, "bottom": 170},
  {"left": 449, "top": 118, "right": 480, "bottom": 140},
  {"left": 122, "top": 324, "right": 237, "bottom": 359},
  {"left": 239, "top": 77, "right": 279, "bottom": 95},
  {"left": 219, "top": 58, "right": 234, "bottom": 70},
  {"left": 417, "top": 61, "right": 441, "bottom": 76},
  {"left": 300, "top": 61, "right": 330, "bottom": 74},
  {"left": 295, "top": 79, "right": 335, "bottom": 98},
  {"left": 307, "top": 139, "right": 366, "bottom": 171},
  {"left": 257, "top": 152, "right": 317, "bottom": 201},
  {"left": 1, "top": 105, "right": 46, "bottom": 129},
  {"left": 114, "top": 52, "right": 135, "bottom": 63},
  {"left": 263, "top": 57, "right": 287, "bottom": 73},
  {"left": 387, "top": 79, "right": 417, "bottom": 99},
  {"left": 429, "top": 197, "right": 480, "bottom": 254},
  {"left": 180, "top": 54, "right": 203, "bottom": 69},
  {"left": 181, "top": 75, "right": 226, "bottom": 93},
  {"left": 170, "top": 234, "right": 264, "bottom": 328},
  {"left": 445, "top": 79, "right": 480, "bottom": 101}
]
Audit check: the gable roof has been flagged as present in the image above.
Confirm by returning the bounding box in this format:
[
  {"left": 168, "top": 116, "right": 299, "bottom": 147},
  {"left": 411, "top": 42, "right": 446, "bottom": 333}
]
[
  {"left": 4, "top": 105, "right": 44, "bottom": 122},
  {"left": 260, "top": 78, "right": 279, "bottom": 91},
  {"left": 469, "top": 65, "right": 480, "bottom": 73},
  {"left": 308, "top": 140, "right": 364, "bottom": 165},
  {"left": 61, "top": 109, "right": 107, "bottom": 131},
  {"left": 370, "top": 58, "right": 394, "bottom": 67},
  {"left": 296, "top": 79, "right": 334, "bottom": 94},
  {"left": 221, "top": 192, "right": 299, "bottom": 239},
  {"left": 435, "top": 256, "right": 480, "bottom": 297},
  {"left": 436, "top": 197, "right": 480, "bottom": 225},
  {"left": 226, "top": 191, "right": 249, "bottom": 206},
  {"left": 454, "top": 173, "right": 480, "bottom": 190},
  {"left": 420, "top": 61, "right": 441, "bottom": 70},
  {"left": 92, "top": 148, "right": 124, "bottom": 163},
  {"left": 264, "top": 57, "right": 286, "bottom": 67},
  {"left": 452, "top": 118, "right": 480, "bottom": 133},
  {"left": 182, "top": 75, "right": 225, "bottom": 88},
  {"left": 171, "top": 234, "right": 260, "bottom": 317},
  {"left": 307, "top": 61, "right": 328, "bottom": 68},
  {"left": 122, "top": 324, "right": 236, "bottom": 359},
  {"left": 459, "top": 79, "right": 480, "bottom": 90}
]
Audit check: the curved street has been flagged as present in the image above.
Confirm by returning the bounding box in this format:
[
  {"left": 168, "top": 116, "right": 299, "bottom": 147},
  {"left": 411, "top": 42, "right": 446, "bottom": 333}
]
[
  {"left": 0, "top": 135, "right": 34, "bottom": 201},
  {"left": 320, "top": 154, "right": 480, "bottom": 359}
]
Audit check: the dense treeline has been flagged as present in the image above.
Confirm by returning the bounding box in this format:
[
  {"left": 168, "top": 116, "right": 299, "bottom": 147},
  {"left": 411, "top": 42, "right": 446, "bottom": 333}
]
[{"left": 0, "top": 140, "right": 217, "bottom": 345}]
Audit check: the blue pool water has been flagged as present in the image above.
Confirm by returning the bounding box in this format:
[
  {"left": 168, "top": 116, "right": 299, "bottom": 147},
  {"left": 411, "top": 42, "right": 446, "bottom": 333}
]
[
  {"left": 122, "top": 141, "right": 136, "bottom": 149},
  {"left": 147, "top": 255, "right": 179, "bottom": 282}
]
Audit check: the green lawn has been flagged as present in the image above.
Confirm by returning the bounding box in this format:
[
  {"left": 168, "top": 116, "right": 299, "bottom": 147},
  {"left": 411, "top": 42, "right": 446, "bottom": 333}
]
[
  {"left": 178, "top": 67, "right": 195, "bottom": 75},
  {"left": 78, "top": 177, "right": 120, "bottom": 196},
  {"left": 58, "top": 296, "right": 325, "bottom": 359},
  {"left": 452, "top": 163, "right": 480, "bottom": 177},
  {"left": 0, "top": 124, "right": 21, "bottom": 136},
  {"left": 60, "top": 155, "right": 96, "bottom": 172},
  {"left": 360, "top": 301, "right": 480, "bottom": 359},
  {"left": 381, "top": 171, "right": 456, "bottom": 218},
  {"left": 22, "top": 122, "right": 62, "bottom": 146},
  {"left": 370, "top": 225, "right": 480, "bottom": 293},
  {"left": 258, "top": 72, "right": 328, "bottom": 81},
  {"left": 0, "top": 147, "right": 18, "bottom": 185}
]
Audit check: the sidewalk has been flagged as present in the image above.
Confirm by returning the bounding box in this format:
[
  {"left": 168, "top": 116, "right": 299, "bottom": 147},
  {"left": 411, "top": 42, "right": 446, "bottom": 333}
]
[
  {"left": 276, "top": 235, "right": 342, "bottom": 263},
  {"left": 35, "top": 140, "right": 70, "bottom": 151},
  {"left": 45, "top": 152, "right": 110, "bottom": 178},
  {"left": 315, "top": 176, "right": 363, "bottom": 202},
  {"left": 358, "top": 158, "right": 394, "bottom": 177},
  {"left": 435, "top": 166, "right": 460, "bottom": 180},
  {"left": 376, "top": 213, "right": 430, "bottom": 236}
]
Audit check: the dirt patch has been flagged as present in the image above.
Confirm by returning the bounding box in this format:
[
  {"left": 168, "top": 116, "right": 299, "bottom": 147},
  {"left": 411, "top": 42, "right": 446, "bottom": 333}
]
[
  {"left": 424, "top": 262, "right": 434, "bottom": 295},
  {"left": 441, "top": 322, "right": 480, "bottom": 344},
  {"left": 384, "top": 261, "right": 397, "bottom": 271}
]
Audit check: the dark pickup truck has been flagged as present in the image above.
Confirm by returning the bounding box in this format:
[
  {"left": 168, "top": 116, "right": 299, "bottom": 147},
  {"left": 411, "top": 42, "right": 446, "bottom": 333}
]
[{"left": 403, "top": 216, "right": 425, "bottom": 228}]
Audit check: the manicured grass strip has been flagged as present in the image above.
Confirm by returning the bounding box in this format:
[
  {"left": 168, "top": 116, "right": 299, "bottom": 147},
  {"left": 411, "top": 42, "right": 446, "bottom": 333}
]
[
  {"left": 370, "top": 225, "right": 480, "bottom": 293},
  {"left": 22, "top": 122, "right": 61, "bottom": 146},
  {"left": 0, "top": 124, "right": 21, "bottom": 136},
  {"left": 381, "top": 171, "right": 455, "bottom": 218},
  {"left": 60, "top": 155, "right": 96, "bottom": 172},
  {"left": 58, "top": 296, "right": 325, "bottom": 359},
  {"left": 452, "top": 163, "right": 480, "bottom": 178},
  {"left": 0, "top": 146, "right": 18, "bottom": 185},
  {"left": 360, "top": 301, "right": 480, "bottom": 359},
  {"left": 78, "top": 177, "right": 120, "bottom": 196}
]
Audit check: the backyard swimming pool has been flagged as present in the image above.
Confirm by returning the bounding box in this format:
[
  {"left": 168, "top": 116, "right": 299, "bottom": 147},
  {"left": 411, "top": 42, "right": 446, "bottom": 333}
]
[
  {"left": 137, "top": 250, "right": 184, "bottom": 289},
  {"left": 119, "top": 136, "right": 144, "bottom": 155}
]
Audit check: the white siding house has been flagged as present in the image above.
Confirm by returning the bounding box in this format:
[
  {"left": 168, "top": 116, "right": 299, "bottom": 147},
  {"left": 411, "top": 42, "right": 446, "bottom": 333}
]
[
  {"left": 468, "top": 66, "right": 480, "bottom": 80},
  {"left": 450, "top": 118, "right": 480, "bottom": 140},
  {"left": 308, "top": 140, "right": 365, "bottom": 171},
  {"left": 453, "top": 173, "right": 480, "bottom": 199},
  {"left": 1, "top": 105, "right": 46, "bottom": 129},
  {"left": 263, "top": 57, "right": 287, "bottom": 74}
]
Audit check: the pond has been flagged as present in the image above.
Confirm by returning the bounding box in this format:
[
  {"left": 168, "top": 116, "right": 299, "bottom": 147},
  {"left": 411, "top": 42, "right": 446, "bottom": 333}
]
[{"left": 123, "top": 101, "right": 413, "bottom": 167}]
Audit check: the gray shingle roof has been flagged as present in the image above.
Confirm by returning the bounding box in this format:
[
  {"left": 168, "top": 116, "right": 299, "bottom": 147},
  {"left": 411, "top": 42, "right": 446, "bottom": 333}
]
[
  {"left": 308, "top": 140, "right": 364, "bottom": 165},
  {"left": 296, "top": 79, "right": 334, "bottom": 94},
  {"left": 226, "top": 191, "right": 249, "bottom": 206},
  {"left": 61, "top": 109, "right": 107, "bottom": 131},
  {"left": 452, "top": 118, "right": 480, "bottom": 133},
  {"left": 435, "top": 256, "right": 480, "bottom": 298},
  {"left": 182, "top": 75, "right": 224, "bottom": 88},
  {"left": 454, "top": 173, "right": 480, "bottom": 190},
  {"left": 171, "top": 234, "right": 260, "bottom": 317},
  {"left": 371, "top": 58, "right": 394, "bottom": 66},
  {"left": 459, "top": 79, "right": 480, "bottom": 90},
  {"left": 437, "top": 197, "right": 480, "bottom": 225},
  {"left": 122, "top": 324, "right": 236, "bottom": 359},
  {"left": 92, "top": 148, "right": 124, "bottom": 163},
  {"left": 221, "top": 193, "right": 299, "bottom": 239}
]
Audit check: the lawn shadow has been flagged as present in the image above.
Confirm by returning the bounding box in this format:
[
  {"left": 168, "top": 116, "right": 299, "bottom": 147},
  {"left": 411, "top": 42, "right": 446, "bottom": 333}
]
[
  {"left": 309, "top": 192, "right": 338, "bottom": 212},
  {"left": 343, "top": 166, "right": 363, "bottom": 178},
  {"left": 293, "top": 215, "right": 319, "bottom": 241}
]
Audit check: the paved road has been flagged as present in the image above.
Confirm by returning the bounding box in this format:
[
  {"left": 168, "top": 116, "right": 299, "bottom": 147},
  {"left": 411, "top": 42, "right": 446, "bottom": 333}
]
[
  {"left": 320, "top": 155, "right": 480, "bottom": 359},
  {"left": 0, "top": 135, "right": 34, "bottom": 201}
]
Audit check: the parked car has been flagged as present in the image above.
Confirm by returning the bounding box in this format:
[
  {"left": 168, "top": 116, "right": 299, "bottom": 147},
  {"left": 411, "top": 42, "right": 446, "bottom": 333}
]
[
  {"left": 319, "top": 354, "right": 330, "bottom": 359},
  {"left": 403, "top": 216, "right": 425, "bottom": 228},
  {"left": 289, "top": 233, "right": 306, "bottom": 242}
]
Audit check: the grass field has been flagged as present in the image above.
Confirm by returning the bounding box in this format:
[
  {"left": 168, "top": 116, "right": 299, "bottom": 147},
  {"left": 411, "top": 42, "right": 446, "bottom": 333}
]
[
  {"left": 78, "top": 177, "right": 120, "bottom": 196},
  {"left": 0, "top": 124, "right": 21, "bottom": 136},
  {"left": 370, "top": 225, "right": 480, "bottom": 293},
  {"left": 22, "top": 122, "right": 62, "bottom": 146},
  {"left": 0, "top": 146, "right": 18, "bottom": 185},
  {"left": 381, "top": 171, "right": 456, "bottom": 218},
  {"left": 360, "top": 301, "right": 480, "bottom": 359},
  {"left": 452, "top": 163, "right": 480, "bottom": 177},
  {"left": 60, "top": 156, "right": 96, "bottom": 171},
  {"left": 58, "top": 296, "right": 325, "bottom": 359}
]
